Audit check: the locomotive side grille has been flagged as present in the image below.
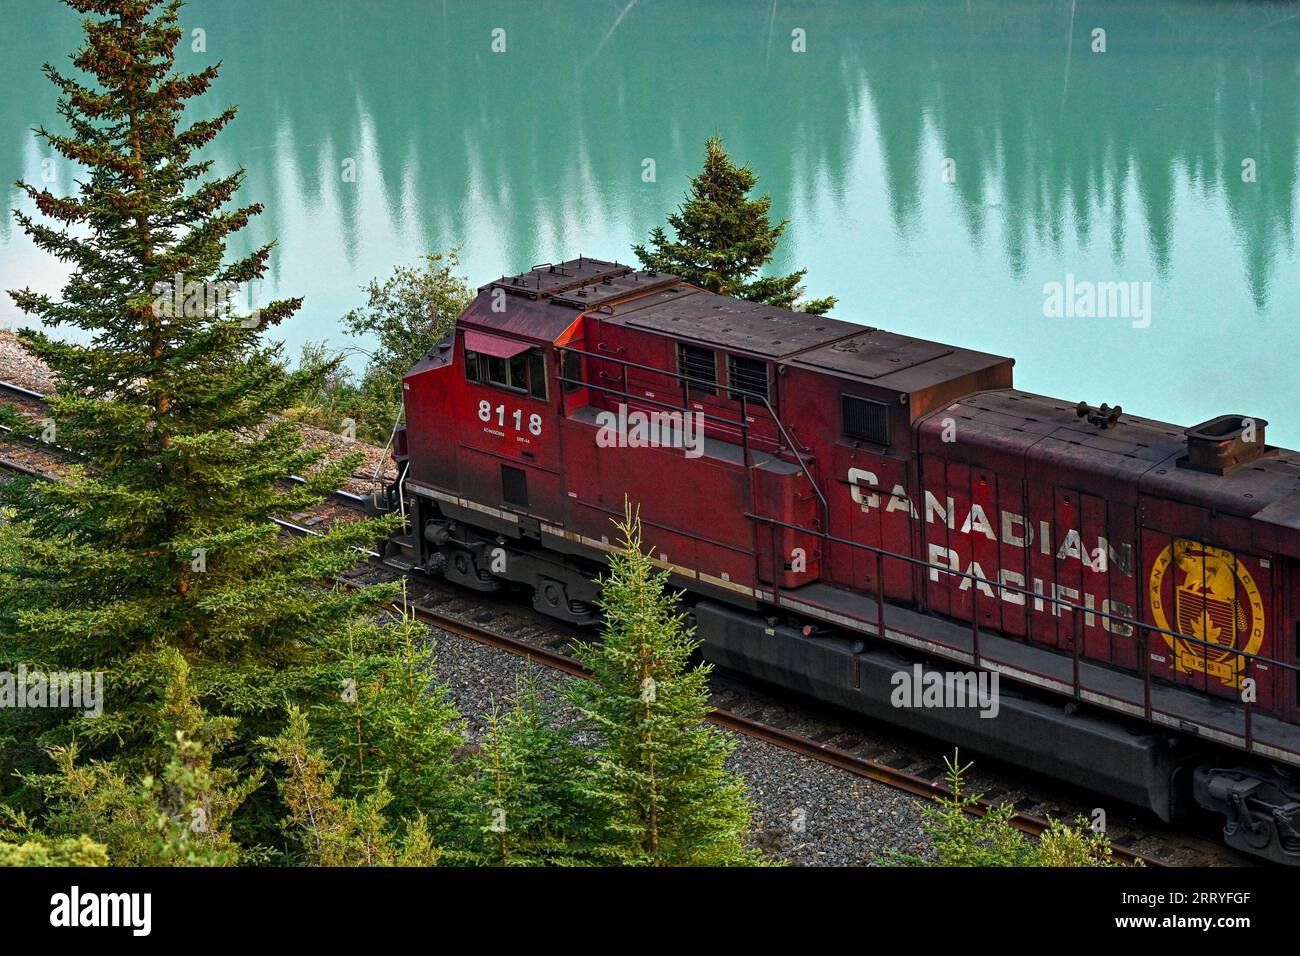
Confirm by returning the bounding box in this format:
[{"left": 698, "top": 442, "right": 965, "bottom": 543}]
[
  {"left": 842, "top": 394, "right": 890, "bottom": 445},
  {"left": 677, "top": 344, "right": 717, "bottom": 395},
  {"left": 727, "top": 355, "right": 770, "bottom": 403}
]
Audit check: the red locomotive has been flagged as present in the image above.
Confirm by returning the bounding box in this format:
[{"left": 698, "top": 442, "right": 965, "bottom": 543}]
[{"left": 389, "top": 256, "right": 1300, "bottom": 864}]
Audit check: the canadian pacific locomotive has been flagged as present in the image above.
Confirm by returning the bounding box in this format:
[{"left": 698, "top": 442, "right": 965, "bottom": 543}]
[{"left": 386, "top": 256, "right": 1300, "bottom": 864}]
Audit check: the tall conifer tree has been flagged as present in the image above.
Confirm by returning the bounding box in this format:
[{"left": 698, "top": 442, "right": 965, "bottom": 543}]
[
  {"left": 311, "top": 604, "right": 466, "bottom": 833},
  {"left": 456, "top": 678, "right": 589, "bottom": 867},
  {"left": 0, "top": 0, "right": 401, "bottom": 824},
  {"left": 567, "top": 505, "right": 762, "bottom": 866},
  {"left": 634, "top": 133, "right": 836, "bottom": 315},
  {"left": 18, "top": 649, "right": 259, "bottom": 866}
]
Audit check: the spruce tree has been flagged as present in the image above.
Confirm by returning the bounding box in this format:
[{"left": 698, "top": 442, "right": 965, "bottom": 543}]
[
  {"left": 457, "top": 677, "right": 589, "bottom": 866},
  {"left": 264, "top": 707, "right": 441, "bottom": 867},
  {"left": 310, "top": 602, "right": 466, "bottom": 835},
  {"left": 14, "top": 649, "right": 258, "bottom": 866},
  {"left": 887, "top": 752, "right": 1126, "bottom": 868},
  {"left": 0, "top": 0, "right": 401, "bottom": 836},
  {"left": 634, "top": 133, "right": 836, "bottom": 315},
  {"left": 567, "top": 505, "right": 762, "bottom": 866}
]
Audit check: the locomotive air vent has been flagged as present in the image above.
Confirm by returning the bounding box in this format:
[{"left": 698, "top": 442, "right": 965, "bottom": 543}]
[{"left": 1179, "top": 415, "right": 1272, "bottom": 475}]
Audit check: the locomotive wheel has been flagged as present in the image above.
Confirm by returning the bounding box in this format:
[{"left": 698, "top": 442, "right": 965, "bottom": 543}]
[
  {"left": 442, "top": 548, "right": 500, "bottom": 592},
  {"left": 537, "top": 579, "right": 566, "bottom": 611},
  {"left": 531, "top": 578, "right": 597, "bottom": 624}
]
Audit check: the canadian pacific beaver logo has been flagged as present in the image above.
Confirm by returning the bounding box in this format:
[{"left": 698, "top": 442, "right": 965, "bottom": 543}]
[{"left": 1148, "top": 539, "right": 1265, "bottom": 688}]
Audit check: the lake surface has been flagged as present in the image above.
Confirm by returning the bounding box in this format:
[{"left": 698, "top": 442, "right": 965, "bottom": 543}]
[{"left": 3, "top": 0, "right": 1300, "bottom": 443}]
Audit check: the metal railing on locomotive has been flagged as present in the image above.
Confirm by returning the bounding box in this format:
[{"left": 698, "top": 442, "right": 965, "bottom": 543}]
[
  {"left": 328, "top": 342, "right": 411, "bottom": 520},
  {"left": 374, "top": 400, "right": 408, "bottom": 519},
  {"left": 554, "top": 344, "right": 1298, "bottom": 763},
  {"left": 555, "top": 341, "right": 828, "bottom": 530}
]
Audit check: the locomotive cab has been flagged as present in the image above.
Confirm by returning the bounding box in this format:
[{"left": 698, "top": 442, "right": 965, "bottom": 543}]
[{"left": 397, "top": 257, "right": 838, "bottom": 615}]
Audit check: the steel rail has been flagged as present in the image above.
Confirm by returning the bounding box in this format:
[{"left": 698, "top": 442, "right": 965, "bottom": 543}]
[
  {"left": 0, "top": 378, "right": 376, "bottom": 511},
  {"left": 269, "top": 513, "right": 1163, "bottom": 868}
]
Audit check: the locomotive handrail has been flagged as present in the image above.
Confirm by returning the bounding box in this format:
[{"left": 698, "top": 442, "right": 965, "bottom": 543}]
[
  {"left": 556, "top": 345, "right": 746, "bottom": 423},
  {"left": 556, "top": 341, "right": 1284, "bottom": 755},
  {"left": 374, "top": 401, "right": 406, "bottom": 495},
  {"left": 557, "top": 376, "right": 768, "bottom": 430},
  {"left": 745, "top": 510, "right": 1297, "bottom": 675},
  {"left": 498, "top": 328, "right": 1286, "bottom": 751},
  {"left": 755, "top": 401, "right": 827, "bottom": 524},
  {"left": 753, "top": 510, "right": 1276, "bottom": 751},
  {"left": 555, "top": 343, "right": 830, "bottom": 534}
]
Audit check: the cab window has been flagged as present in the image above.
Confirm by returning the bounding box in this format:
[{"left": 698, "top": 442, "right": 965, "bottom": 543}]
[{"left": 465, "top": 346, "right": 548, "bottom": 401}]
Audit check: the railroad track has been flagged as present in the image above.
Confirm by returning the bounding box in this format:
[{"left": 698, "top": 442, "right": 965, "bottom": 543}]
[
  {"left": 410, "top": 593, "right": 1162, "bottom": 857},
  {"left": 355, "top": 558, "right": 1168, "bottom": 866},
  {"left": 0, "top": 377, "right": 1230, "bottom": 867},
  {"left": 0, "top": 380, "right": 49, "bottom": 404},
  {"left": 0, "top": 378, "right": 380, "bottom": 511}
]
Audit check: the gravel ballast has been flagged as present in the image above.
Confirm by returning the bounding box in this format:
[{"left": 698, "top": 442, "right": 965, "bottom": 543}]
[{"left": 429, "top": 618, "right": 933, "bottom": 867}]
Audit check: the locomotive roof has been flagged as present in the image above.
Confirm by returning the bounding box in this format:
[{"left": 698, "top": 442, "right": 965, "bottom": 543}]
[
  {"left": 941, "top": 389, "right": 1300, "bottom": 530},
  {"left": 595, "top": 284, "right": 862, "bottom": 357},
  {"left": 591, "top": 281, "right": 1012, "bottom": 391},
  {"left": 448, "top": 256, "right": 1300, "bottom": 538},
  {"left": 462, "top": 259, "right": 681, "bottom": 342},
  {"left": 481, "top": 257, "right": 635, "bottom": 299},
  {"left": 456, "top": 291, "right": 580, "bottom": 342},
  {"left": 465, "top": 256, "right": 1013, "bottom": 398},
  {"left": 788, "top": 327, "right": 1010, "bottom": 394}
]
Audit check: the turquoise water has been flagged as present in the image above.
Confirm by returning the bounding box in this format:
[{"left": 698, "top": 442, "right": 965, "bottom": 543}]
[{"left": 3, "top": 0, "right": 1300, "bottom": 443}]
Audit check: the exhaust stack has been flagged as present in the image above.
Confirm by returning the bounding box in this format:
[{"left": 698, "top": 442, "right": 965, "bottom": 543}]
[{"left": 1180, "top": 415, "right": 1271, "bottom": 475}]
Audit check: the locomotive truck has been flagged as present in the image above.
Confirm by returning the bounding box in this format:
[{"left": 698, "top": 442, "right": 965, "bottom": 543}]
[{"left": 383, "top": 256, "right": 1300, "bottom": 864}]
